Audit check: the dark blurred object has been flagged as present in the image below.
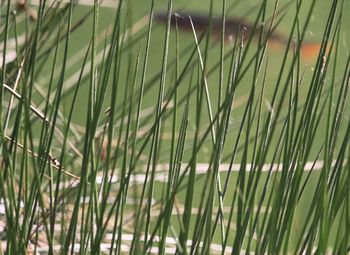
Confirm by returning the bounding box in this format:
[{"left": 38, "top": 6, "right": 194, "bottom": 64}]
[
  {"left": 155, "top": 11, "right": 286, "bottom": 43},
  {"left": 155, "top": 11, "right": 323, "bottom": 60}
]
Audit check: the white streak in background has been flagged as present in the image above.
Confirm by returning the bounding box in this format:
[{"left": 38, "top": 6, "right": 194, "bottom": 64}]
[
  {"left": 150, "top": 160, "right": 340, "bottom": 174},
  {"left": 60, "top": 160, "right": 341, "bottom": 190},
  {"left": 0, "top": 34, "right": 26, "bottom": 51},
  {"left": 0, "top": 199, "right": 24, "bottom": 215},
  {"left": 33, "top": 241, "right": 334, "bottom": 255},
  {"left": 0, "top": 51, "right": 17, "bottom": 67},
  {"left": 34, "top": 233, "right": 256, "bottom": 254},
  {"left": 104, "top": 234, "right": 237, "bottom": 254},
  {"left": 79, "top": 196, "right": 156, "bottom": 206},
  {"left": 29, "top": 0, "right": 119, "bottom": 8}
]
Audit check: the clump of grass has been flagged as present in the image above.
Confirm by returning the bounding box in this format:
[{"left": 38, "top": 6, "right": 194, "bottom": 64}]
[{"left": 0, "top": 0, "right": 349, "bottom": 254}]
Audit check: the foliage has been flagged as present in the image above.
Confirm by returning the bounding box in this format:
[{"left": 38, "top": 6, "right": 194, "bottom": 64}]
[{"left": 0, "top": 0, "right": 349, "bottom": 254}]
